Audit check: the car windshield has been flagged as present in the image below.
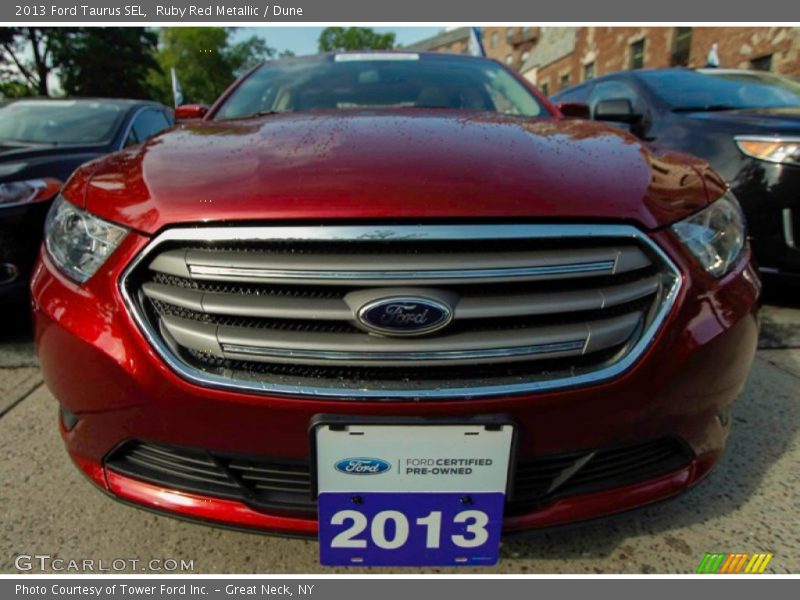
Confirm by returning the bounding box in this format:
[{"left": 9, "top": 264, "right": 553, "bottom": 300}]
[
  {"left": 0, "top": 100, "right": 126, "bottom": 145},
  {"left": 214, "top": 53, "right": 544, "bottom": 119},
  {"left": 638, "top": 69, "right": 800, "bottom": 111}
]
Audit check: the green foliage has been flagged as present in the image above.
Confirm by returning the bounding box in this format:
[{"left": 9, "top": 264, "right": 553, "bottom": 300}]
[
  {"left": 51, "top": 28, "right": 160, "bottom": 99},
  {"left": 0, "top": 80, "right": 36, "bottom": 98},
  {"left": 0, "top": 26, "right": 283, "bottom": 104},
  {"left": 318, "top": 28, "right": 396, "bottom": 53},
  {"left": 149, "top": 28, "right": 276, "bottom": 106}
]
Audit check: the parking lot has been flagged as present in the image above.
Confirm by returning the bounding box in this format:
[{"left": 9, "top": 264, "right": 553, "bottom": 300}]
[{"left": 1, "top": 288, "right": 798, "bottom": 575}]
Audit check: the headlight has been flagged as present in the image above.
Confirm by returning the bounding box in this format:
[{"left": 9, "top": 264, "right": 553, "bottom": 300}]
[
  {"left": 0, "top": 178, "right": 60, "bottom": 206},
  {"left": 45, "top": 195, "right": 128, "bottom": 283},
  {"left": 735, "top": 136, "right": 800, "bottom": 167},
  {"left": 672, "top": 192, "right": 746, "bottom": 278}
]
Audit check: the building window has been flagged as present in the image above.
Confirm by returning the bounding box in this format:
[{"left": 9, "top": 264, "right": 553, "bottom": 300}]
[
  {"left": 583, "top": 62, "right": 595, "bottom": 81},
  {"left": 751, "top": 54, "right": 773, "bottom": 71},
  {"left": 671, "top": 27, "right": 692, "bottom": 66},
  {"left": 521, "top": 51, "right": 530, "bottom": 63},
  {"left": 505, "top": 54, "right": 514, "bottom": 66},
  {"left": 541, "top": 81, "right": 550, "bottom": 96},
  {"left": 506, "top": 29, "right": 515, "bottom": 43},
  {"left": 560, "top": 73, "right": 571, "bottom": 90},
  {"left": 630, "top": 39, "right": 646, "bottom": 69},
  {"left": 490, "top": 31, "right": 499, "bottom": 49}
]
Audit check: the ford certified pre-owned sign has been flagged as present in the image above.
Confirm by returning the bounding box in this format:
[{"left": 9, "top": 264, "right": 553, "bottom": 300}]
[{"left": 334, "top": 457, "right": 392, "bottom": 475}]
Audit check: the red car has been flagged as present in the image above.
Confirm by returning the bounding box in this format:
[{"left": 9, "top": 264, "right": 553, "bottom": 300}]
[{"left": 32, "top": 52, "right": 759, "bottom": 566}]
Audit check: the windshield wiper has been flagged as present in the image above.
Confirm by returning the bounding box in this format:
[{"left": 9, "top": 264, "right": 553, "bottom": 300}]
[
  {"left": 671, "top": 104, "right": 739, "bottom": 113},
  {"left": 247, "top": 110, "right": 290, "bottom": 119},
  {"left": 218, "top": 110, "right": 291, "bottom": 122}
]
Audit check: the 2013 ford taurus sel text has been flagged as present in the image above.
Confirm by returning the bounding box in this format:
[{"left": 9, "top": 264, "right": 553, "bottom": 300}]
[{"left": 32, "top": 52, "right": 760, "bottom": 567}]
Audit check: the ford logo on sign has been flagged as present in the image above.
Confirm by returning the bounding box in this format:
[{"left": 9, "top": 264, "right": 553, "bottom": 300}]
[
  {"left": 335, "top": 457, "right": 392, "bottom": 475},
  {"left": 357, "top": 296, "right": 453, "bottom": 336}
]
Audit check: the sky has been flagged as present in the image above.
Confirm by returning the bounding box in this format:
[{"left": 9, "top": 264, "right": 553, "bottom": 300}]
[{"left": 233, "top": 27, "right": 443, "bottom": 56}]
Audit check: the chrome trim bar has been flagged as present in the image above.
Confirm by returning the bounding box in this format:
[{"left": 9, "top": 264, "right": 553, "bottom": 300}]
[
  {"left": 119, "top": 224, "right": 682, "bottom": 400},
  {"left": 126, "top": 223, "right": 650, "bottom": 242},
  {"left": 188, "top": 261, "right": 615, "bottom": 282},
  {"left": 220, "top": 340, "right": 587, "bottom": 363}
]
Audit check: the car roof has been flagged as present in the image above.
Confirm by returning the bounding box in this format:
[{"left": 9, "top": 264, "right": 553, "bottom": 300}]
[
  {"left": 261, "top": 50, "right": 497, "bottom": 67},
  {"left": 696, "top": 68, "right": 763, "bottom": 75},
  {"left": 4, "top": 97, "right": 167, "bottom": 110},
  {"left": 550, "top": 67, "right": 692, "bottom": 98}
]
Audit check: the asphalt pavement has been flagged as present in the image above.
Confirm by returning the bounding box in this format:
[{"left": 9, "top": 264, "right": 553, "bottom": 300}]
[{"left": 1, "top": 288, "right": 798, "bottom": 574}]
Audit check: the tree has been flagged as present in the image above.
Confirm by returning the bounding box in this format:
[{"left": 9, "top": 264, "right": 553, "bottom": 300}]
[
  {"left": 149, "top": 28, "right": 275, "bottom": 106},
  {"left": 51, "top": 28, "right": 160, "bottom": 99},
  {"left": 0, "top": 28, "right": 61, "bottom": 96},
  {"left": 0, "top": 80, "right": 35, "bottom": 98},
  {"left": 318, "top": 28, "right": 395, "bottom": 52}
]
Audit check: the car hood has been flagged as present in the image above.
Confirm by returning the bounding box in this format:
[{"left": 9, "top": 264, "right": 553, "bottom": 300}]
[
  {"left": 682, "top": 106, "right": 800, "bottom": 133},
  {"left": 68, "top": 110, "right": 720, "bottom": 234}
]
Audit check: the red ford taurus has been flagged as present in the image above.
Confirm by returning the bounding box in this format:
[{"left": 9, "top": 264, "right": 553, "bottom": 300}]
[{"left": 32, "top": 52, "right": 759, "bottom": 566}]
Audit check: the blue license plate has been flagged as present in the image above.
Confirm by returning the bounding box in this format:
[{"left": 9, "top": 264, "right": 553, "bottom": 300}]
[{"left": 318, "top": 491, "right": 505, "bottom": 566}]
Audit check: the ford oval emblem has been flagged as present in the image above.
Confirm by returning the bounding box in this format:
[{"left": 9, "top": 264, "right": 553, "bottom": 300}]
[
  {"left": 335, "top": 457, "right": 392, "bottom": 475},
  {"left": 357, "top": 296, "right": 453, "bottom": 336}
]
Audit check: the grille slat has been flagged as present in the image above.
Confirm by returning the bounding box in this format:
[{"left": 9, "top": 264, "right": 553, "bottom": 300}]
[
  {"left": 126, "top": 449, "right": 224, "bottom": 477},
  {"left": 238, "top": 473, "right": 311, "bottom": 485},
  {"left": 149, "top": 245, "right": 651, "bottom": 286},
  {"left": 226, "top": 462, "right": 310, "bottom": 477},
  {"left": 141, "top": 275, "right": 661, "bottom": 322},
  {"left": 122, "top": 456, "right": 239, "bottom": 488},
  {"left": 128, "top": 444, "right": 218, "bottom": 467},
  {"left": 123, "top": 225, "right": 679, "bottom": 398},
  {"left": 159, "top": 311, "right": 642, "bottom": 367}
]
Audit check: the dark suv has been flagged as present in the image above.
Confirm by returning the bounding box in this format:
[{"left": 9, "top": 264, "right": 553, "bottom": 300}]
[{"left": 552, "top": 68, "right": 800, "bottom": 280}]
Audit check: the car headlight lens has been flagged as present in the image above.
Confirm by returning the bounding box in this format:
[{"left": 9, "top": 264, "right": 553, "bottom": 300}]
[
  {"left": 45, "top": 195, "right": 128, "bottom": 283},
  {"left": 0, "top": 179, "right": 55, "bottom": 205},
  {"left": 735, "top": 136, "right": 800, "bottom": 167},
  {"left": 672, "top": 192, "right": 745, "bottom": 278}
]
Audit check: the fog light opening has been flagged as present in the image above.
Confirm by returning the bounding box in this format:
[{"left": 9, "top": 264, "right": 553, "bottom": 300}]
[
  {"left": 0, "top": 262, "right": 19, "bottom": 286},
  {"left": 718, "top": 408, "right": 732, "bottom": 428},
  {"left": 60, "top": 406, "right": 79, "bottom": 432}
]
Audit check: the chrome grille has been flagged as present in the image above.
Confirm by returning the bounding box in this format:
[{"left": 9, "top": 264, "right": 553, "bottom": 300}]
[{"left": 121, "top": 225, "right": 681, "bottom": 399}]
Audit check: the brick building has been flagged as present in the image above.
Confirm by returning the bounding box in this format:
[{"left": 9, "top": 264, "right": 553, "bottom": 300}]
[
  {"left": 522, "top": 27, "right": 800, "bottom": 96},
  {"left": 405, "top": 27, "right": 538, "bottom": 72}
]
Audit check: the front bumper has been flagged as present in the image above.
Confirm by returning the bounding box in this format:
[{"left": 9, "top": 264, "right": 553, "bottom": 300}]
[{"left": 33, "top": 228, "right": 760, "bottom": 534}]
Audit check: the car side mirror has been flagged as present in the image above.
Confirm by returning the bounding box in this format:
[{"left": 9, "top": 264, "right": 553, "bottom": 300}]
[
  {"left": 175, "top": 104, "right": 209, "bottom": 121},
  {"left": 556, "top": 102, "right": 591, "bottom": 119},
  {"left": 593, "top": 98, "right": 642, "bottom": 123}
]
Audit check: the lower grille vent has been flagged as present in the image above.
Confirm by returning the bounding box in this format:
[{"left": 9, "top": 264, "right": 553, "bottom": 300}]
[{"left": 106, "top": 438, "right": 693, "bottom": 515}]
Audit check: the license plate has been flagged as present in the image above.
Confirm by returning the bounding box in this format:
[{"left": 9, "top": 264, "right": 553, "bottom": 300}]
[{"left": 314, "top": 420, "right": 514, "bottom": 566}]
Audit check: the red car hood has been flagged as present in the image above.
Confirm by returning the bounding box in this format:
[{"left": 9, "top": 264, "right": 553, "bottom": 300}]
[{"left": 67, "top": 110, "right": 723, "bottom": 234}]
